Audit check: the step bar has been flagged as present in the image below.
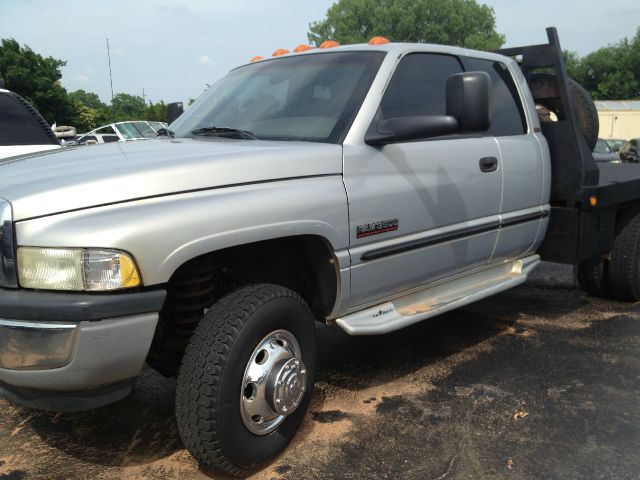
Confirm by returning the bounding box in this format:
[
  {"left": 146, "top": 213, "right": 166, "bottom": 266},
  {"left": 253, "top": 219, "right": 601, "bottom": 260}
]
[{"left": 336, "top": 255, "right": 540, "bottom": 335}]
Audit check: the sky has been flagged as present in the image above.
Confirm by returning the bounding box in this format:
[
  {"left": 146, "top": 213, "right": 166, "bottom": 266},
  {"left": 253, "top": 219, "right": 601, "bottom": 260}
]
[{"left": 1, "top": 0, "right": 638, "bottom": 105}]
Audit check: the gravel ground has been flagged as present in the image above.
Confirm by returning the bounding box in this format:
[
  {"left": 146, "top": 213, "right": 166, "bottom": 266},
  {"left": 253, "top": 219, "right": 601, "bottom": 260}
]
[{"left": 1, "top": 262, "right": 640, "bottom": 479}]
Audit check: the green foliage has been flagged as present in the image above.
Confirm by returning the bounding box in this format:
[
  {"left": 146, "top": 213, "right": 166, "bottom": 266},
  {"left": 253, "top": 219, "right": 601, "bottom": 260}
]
[
  {"left": 564, "top": 29, "right": 640, "bottom": 100},
  {"left": 112, "top": 93, "right": 146, "bottom": 120},
  {"left": 0, "top": 38, "right": 75, "bottom": 124},
  {"left": 145, "top": 101, "right": 168, "bottom": 122},
  {"left": 67, "top": 89, "right": 111, "bottom": 131},
  {"left": 308, "top": 0, "right": 505, "bottom": 50}
]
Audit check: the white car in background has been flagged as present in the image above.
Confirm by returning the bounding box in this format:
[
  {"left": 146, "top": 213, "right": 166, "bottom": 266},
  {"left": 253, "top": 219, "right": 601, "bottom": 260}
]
[
  {"left": 75, "top": 121, "right": 168, "bottom": 145},
  {"left": 0, "top": 88, "right": 60, "bottom": 159}
]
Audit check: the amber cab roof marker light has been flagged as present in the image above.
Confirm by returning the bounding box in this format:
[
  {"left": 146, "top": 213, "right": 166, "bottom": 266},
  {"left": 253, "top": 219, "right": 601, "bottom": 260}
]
[
  {"left": 368, "top": 36, "right": 390, "bottom": 45},
  {"left": 250, "top": 56, "right": 264, "bottom": 62},
  {"left": 272, "top": 48, "right": 290, "bottom": 57},
  {"left": 319, "top": 40, "right": 339, "bottom": 49},
  {"left": 294, "top": 44, "right": 313, "bottom": 52}
]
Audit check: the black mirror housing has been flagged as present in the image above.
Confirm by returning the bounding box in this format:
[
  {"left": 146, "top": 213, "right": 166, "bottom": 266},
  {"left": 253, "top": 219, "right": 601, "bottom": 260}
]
[
  {"left": 446, "top": 71, "right": 491, "bottom": 132},
  {"left": 365, "top": 115, "right": 459, "bottom": 145}
]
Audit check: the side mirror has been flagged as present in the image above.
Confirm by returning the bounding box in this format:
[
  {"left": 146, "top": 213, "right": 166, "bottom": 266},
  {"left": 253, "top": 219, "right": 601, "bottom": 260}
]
[
  {"left": 365, "top": 115, "right": 459, "bottom": 145},
  {"left": 446, "top": 71, "right": 491, "bottom": 132},
  {"left": 365, "top": 71, "right": 491, "bottom": 146},
  {"left": 167, "top": 102, "right": 184, "bottom": 124}
]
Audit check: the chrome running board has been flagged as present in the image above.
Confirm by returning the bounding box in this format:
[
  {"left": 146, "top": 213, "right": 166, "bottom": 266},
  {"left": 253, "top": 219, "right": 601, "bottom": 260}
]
[{"left": 336, "top": 255, "right": 540, "bottom": 335}]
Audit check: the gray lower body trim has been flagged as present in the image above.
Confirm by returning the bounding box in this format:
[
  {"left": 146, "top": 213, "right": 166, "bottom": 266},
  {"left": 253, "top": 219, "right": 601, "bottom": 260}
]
[{"left": 0, "top": 313, "right": 158, "bottom": 394}]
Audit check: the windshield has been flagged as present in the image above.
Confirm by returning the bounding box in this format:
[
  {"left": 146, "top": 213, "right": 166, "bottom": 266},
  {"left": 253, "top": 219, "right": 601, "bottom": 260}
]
[
  {"left": 116, "top": 122, "right": 146, "bottom": 140},
  {"left": 132, "top": 121, "right": 157, "bottom": 138},
  {"left": 148, "top": 121, "right": 166, "bottom": 132},
  {"left": 594, "top": 139, "right": 611, "bottom": 154},
  {"left": 171, "top": 51, "right": 385, "bottom": 143}
]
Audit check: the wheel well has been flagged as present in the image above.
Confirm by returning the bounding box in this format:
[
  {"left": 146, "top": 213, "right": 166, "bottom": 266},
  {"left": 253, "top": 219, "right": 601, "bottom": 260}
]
[{"left": 147, "top": 235, "right": 338, "bottom": 375}]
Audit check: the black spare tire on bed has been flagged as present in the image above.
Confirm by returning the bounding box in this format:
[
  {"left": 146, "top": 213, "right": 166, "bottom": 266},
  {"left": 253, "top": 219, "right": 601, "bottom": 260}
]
[{"left": 530, "top": 73, "right": 599, "bottom": 151}]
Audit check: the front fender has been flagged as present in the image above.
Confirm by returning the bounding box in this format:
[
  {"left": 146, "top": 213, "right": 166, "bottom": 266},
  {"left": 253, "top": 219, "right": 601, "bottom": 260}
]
[{"left": 15, "top": 176, "right": 350, "bottom": 285}]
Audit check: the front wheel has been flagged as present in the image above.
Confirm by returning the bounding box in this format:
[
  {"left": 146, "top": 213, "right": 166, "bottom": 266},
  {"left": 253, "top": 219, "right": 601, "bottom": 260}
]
[{"left": 175, "top": 284, "right": 317, "bottom": 477}]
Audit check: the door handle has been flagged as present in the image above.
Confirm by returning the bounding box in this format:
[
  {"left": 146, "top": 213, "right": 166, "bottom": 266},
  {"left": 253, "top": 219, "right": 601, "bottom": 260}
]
[{"left": 479, "top": 156, "right": 498, "bottom": 172}]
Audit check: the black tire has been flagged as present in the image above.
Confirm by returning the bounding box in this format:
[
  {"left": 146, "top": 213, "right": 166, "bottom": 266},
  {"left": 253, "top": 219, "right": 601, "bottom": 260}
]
[
  {"left": 609, "top": 213, "right": 640, "bottom": 301},
  {"left": 530, "top": 73, "right": 599, "bottom": 151},
  {"left": 175, "top": 284, "right": 316, "bottom": 477},
  {"left": 576, "top": 256, "right": 610, "bottom": 296}
]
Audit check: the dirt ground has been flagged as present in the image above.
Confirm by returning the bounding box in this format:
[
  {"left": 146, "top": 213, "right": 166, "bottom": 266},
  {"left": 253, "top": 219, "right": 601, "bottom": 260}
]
[{"left": 2, "top": 262, "right": 640, "bottom": 480}]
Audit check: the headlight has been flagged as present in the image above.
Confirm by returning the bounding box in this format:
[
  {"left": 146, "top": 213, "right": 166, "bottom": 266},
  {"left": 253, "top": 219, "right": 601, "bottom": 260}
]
[{"left": 17, "top": 247, "right": 141, "bottom": 291}]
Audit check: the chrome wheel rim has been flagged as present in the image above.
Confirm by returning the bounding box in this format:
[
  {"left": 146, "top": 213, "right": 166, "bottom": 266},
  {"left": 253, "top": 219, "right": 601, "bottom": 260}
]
[{"left": 240, "top": 329, "right": 307, "bottom": 435}]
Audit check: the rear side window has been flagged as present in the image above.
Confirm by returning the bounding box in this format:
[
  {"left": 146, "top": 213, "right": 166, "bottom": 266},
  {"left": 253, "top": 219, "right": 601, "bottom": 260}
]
[
  {"left": 0, "top": 92, "right": 59, "bottom": 146},
  {"left": 379, "top": 53, "right": 464, "bottom": 119},
  {"left": 461, "top": 57, "right": 527, "bottom": 136}
]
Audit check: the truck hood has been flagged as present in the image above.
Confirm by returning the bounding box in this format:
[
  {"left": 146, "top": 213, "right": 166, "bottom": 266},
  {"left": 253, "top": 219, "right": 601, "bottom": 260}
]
[{"left": 0, "top": 138, "right": 343, "bottom": 220}]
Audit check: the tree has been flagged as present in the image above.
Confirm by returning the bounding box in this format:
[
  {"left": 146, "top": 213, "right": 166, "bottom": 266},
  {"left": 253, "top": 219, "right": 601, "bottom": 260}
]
[
  {"left": 0, "top": 38, "right": 74, "bottom": 123},
  {"left": 564, "top": 29, "right": 640, "bottom": 100},
  {"left": 68, "top": 89, "right": 107, "bottom": 111},
  {"left": 308, "top": 0, "right": 504, "bottom": 50},
  {"left": 112, "top": 93, "right": 146, "bottom": 121},
  {"left": 144, "top": 100, "right": 168, "bottom": 122},
  {"left": 67, "top": 89, "right": 111, "bottom": 131}
]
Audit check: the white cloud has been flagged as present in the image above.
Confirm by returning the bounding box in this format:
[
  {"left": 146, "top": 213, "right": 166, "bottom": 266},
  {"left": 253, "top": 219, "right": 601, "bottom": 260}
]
[
  {"left": 197, "top": 54, "right": 212, "bottom": 65},
  {"left": 72, "top": 74, "right": 90, "bottom": 83}
]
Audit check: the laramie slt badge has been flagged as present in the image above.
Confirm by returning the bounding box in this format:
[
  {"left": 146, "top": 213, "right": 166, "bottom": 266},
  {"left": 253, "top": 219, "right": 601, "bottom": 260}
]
[{"left": 356, "top": 219, "right": 399, "bottom": 238}]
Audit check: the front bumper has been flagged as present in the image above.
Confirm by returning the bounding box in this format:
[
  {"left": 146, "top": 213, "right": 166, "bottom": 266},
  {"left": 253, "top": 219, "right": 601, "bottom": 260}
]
[{"left": 0, "top": 288, "right": 166, "bottom": 410}]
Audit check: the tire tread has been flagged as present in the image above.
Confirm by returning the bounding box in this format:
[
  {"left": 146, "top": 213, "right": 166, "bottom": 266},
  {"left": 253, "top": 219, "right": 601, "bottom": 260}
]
[
  {"left": 175, "top": 284, "right": 309, "bottom": 477},
  {"left": 609, "top": 214, "right": 640, "bottom": 301}
]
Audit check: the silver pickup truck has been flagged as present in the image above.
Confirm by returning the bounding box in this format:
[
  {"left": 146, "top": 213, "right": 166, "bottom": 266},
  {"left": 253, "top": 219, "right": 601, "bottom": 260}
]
[{"left": 2, "top": 28, "right": 640, "bottom": 476}]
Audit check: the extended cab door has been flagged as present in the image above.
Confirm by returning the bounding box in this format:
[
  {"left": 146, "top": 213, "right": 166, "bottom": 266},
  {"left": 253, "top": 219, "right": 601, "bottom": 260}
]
[
  {"left": 459, "top": 56, "right": 547, "bottom": 262},
  {"left": 343, "top": 53, "right": 503, "bottom": 308}
]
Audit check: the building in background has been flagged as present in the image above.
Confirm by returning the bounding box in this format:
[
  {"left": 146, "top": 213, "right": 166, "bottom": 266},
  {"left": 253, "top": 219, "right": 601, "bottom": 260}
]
[{"left": 595, "top": 101, "right": 640, "bottom": 141}]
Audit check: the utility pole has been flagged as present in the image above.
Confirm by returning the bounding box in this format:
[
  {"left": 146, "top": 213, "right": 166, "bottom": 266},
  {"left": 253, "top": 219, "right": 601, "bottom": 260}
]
[{"left": 107, "top": 38, "right": 115, "bottom": 123}]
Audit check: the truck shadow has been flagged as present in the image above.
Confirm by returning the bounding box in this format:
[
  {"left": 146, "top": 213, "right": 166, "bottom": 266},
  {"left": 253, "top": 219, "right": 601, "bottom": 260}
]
[{"left": 9, "top": 277, "right": 590, "bottom": 475}]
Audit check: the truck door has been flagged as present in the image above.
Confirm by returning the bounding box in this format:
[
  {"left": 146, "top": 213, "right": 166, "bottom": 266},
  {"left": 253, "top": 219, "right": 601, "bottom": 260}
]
[
  {"left": 343, "top": 53, "right": 503, "bottom": 308},
  {"left": 460, "top": 56, "right": 546, "bottom": 262}
]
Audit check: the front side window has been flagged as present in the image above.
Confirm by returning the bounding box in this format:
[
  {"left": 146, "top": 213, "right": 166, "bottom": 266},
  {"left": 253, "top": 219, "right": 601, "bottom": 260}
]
[
  {"left": 378, "top": 53, "right": 464, "bottom": 120},
  {"left": 460, "top": 57, "right": 527, "bottom": 136},
  {"left": 171, "top": 51, "right": 385, "bottom": 143}
]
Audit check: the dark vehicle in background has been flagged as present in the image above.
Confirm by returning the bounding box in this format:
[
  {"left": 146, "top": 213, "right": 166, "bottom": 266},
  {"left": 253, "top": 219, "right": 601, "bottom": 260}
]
[
  {"left": 607, "top": 139, "right": 626, "bottom": 152},
  {"left": 620, "top": 139, "right": 639, "bottom": 162},
  {"left": 593, "top": 138, "right": 621, "bottom": 163}
]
